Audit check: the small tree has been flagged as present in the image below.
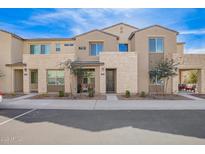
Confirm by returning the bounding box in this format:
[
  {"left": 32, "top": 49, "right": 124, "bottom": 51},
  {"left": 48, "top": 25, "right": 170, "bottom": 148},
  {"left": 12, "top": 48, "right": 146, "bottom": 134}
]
[
  {"left": 187, "top": 70, "right": 198, "bottom": 84},
  {"left": 149, "top": 58, "right": 178, "bottom": 94},
  {"left": 60, "top": 59, "right": 93, "bottom": 96}
]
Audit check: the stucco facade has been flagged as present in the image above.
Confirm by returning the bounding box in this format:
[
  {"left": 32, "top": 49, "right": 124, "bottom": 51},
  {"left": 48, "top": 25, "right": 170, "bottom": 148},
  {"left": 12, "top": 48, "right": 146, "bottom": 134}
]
[{"left": 1, "top": 23, "right": 205, "bottom": 94}]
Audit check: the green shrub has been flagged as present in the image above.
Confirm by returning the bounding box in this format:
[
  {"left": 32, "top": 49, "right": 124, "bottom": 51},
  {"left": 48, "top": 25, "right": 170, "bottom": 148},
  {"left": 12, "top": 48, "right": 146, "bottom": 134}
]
[
  {"left": 59, "top": 91, "right": 65, "bottom": 97},
  {"left": 125, "top": 90, "right": 131, "bottom": 98},
  {"left": 139, "top": 91, "right": 146, "bottom": 97},
  {"left": 88, "top": 87, "right": 94, "bottom": 97},
  {"left": 11, "top": 93, "right": 16, "bottom": 96}
]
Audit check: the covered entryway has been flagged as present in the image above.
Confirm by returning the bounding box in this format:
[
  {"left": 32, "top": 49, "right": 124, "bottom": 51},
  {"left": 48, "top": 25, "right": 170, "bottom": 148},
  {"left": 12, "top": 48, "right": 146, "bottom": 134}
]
[
  {"left": 106, "top": 69, "right": 116, "bottom": 93},
  {"left": 178, "top": 69, "right": 200, "bottom": 93},
  {"left": 14, "top": 69, "right": 23, "bottom": 92},
  {"left": 77, "top": 69, "right": 95, "bottom": 93}
]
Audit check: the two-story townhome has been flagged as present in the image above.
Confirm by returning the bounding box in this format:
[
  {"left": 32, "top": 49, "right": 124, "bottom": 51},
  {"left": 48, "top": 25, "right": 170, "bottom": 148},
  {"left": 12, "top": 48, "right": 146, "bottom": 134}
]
[{"left": 0, "top": 23, "right": 205, "bottom": 95}]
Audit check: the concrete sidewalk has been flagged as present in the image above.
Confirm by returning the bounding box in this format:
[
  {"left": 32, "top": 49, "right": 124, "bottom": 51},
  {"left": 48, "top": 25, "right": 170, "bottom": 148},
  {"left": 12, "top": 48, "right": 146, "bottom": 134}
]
[{"left": 1, "top": 99, "right": 205, "bottom": 110}]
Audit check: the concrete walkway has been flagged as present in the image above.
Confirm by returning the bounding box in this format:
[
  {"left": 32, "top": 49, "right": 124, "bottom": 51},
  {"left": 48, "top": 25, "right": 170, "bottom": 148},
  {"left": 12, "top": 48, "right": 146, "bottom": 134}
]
[
  {"left": 1, "top": 98, "right": 205, "bottom": 110},
  {"left": 106, "top": 94, "right": 118, "bottom": 101},
  {"left": 2, "top": 93, "right": 38, "bottom": 103},
  {"left": 177, "top": 93, "right": 204, "bottom": 100}
]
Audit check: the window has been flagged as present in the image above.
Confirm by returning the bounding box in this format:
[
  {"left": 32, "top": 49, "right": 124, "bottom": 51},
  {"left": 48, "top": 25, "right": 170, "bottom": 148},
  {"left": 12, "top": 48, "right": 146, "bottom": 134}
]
[
  {"left": 90, "top": 42, "right": 103, "bottom": 56},
  {"left": 149, "top": 38, "right": 164, "bottom": 53},
  {"left": 30, "top": 45, "right": 40, "bottom": 54},
  {"left": 47, "top": 70, "right": 64, "bottom": 86},
  {"left": 119, "top": 43, "right": 128, "bottom": 52},
  {"left": 79, "top": 46, "right": 86, "bottom": 50},
  {"left": 56, "top": 43, "right": 61, "bottom": 52},
  {"left": 31, "top": 71, "right": 38, "bottom": 84},
  {"left": 41, "top": 45, "right": 50, "bottom": 54},
  {"left": 64, "top": 43, "right": 74, "bottom": 46},
  {"left": 30, "top": 44, "right": 50, "bottom": 54}
]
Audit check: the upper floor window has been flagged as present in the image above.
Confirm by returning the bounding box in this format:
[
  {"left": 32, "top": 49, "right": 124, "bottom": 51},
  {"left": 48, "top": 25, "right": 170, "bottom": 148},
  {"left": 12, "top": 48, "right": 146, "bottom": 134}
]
[
  {"left": 90, "top": 42, "right": 103, "bottom": 56},
  {"left": 30, "top": 44, "right": 50, "bottom": 54},
  {"left": 56, "top": 43, "right": 61, "bottom": 52},
  {"left": 149, "top": 38, "right": 164, "bottom": 53},
  {"left": 64, "top": 43, "right": 74, "bottom": 46},
  {"left": 119, "top": 43, "right": 128, "bottom": 52}
]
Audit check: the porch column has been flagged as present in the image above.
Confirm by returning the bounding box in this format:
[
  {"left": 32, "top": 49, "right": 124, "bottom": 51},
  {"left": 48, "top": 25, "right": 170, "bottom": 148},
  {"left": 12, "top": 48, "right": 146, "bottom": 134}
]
[
  {"left": 172, "top": 70, "right": 179, "bottom": 94},
  {"left": 200, "top": 69, "right": 205, "bottom": 94},
  {"left": 95, "top": 67, "right": 100, "bottom": 94},
  {"left": 23, "top": 68, "right": 30, "bottom": 94},
  {"left": 38, "top": 69, "right": 47, "bottom": 93},
  {"left": 99, "top": 65, "right": 106, "bottom": 94},
  {"left": 64, "top": 69, "right": 71, "bottom": 93}
]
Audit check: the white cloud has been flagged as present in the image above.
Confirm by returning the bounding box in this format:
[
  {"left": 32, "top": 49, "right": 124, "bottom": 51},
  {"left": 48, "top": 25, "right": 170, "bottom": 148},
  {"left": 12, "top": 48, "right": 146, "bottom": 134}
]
[
  {"left": 185, "top": 48, "right": 205, "bottom": 54},
  {"left": 180, "top": 29, "right": 205, "bottom": 35},
  {"left": 21, "top": 8, "right": 149, "bottom": 35}
]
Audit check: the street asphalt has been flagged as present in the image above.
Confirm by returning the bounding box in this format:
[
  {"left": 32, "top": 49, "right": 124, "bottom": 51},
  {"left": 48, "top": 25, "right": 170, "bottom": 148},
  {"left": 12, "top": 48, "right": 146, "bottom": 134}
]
[{"left": 0, "top": 109, "right": 205, "bottom": 144}]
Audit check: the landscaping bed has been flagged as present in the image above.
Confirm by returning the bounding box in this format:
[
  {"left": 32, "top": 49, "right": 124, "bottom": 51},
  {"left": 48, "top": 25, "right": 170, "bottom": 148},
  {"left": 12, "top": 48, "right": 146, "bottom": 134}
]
[
  {"left": 2, "top": 93, "right": 25, "bottom": 99},
  {"left": 28, "top": 93, "right": 106, "bottom": 100},
  {"left": 191, "top": 94, "right": 205, "bottom": 99},
  {"left": 117, "top": 94, "right": 191, "bottom": 100}
]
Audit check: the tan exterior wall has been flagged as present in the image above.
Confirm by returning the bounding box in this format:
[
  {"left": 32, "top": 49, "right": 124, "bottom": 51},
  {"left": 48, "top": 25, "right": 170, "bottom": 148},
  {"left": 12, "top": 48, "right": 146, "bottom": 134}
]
[
  {"left": 99, "top": 52, "right": 138, "bottom": 94},
  {"left": 0, "top": 31, "right": 13, "bottom": 93},
  {"left": 75, "top": 31, "right": 118, "bottom": 61},
  {"left": 2, "top": 23, "right": 205, "bottom": 95},
  {"left": 11, "top": 37, "right": 23, "bottom": 63},
  {"left": 23, "top": 40, "right": 75, "bottom": 54},
  {"left": 23, "top": 53, "right": 75, "bottom": 93},
  {"left": 178, "top": 54, "right": 205, "bottom": 93},
  {"left": 149, "top": 53, "right": 164, "bottom": 69},
  {"left": 103, "top": 24, "right": 137, "bottom": 51},
  {"left": 131, "top": 26, "right": 178, "bottom": 93}
]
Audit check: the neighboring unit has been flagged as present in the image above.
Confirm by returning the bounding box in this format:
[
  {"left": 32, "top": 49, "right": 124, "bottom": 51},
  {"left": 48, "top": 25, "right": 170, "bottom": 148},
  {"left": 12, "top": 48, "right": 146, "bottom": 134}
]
[{"left": 0, "top": 23, "right": 205, "bottom": 94}]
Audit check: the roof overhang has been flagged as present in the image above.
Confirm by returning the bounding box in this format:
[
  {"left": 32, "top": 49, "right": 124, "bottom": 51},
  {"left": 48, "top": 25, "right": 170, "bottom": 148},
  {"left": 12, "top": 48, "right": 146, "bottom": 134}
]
[
  {"left": 5, "top": 62, "right": 26, "bottom": 67},
  {"left": 71, "top": 61, "right": 104, "bottom": 67},
  {"left": 129, "top": 25, "right": 179, "bottom": 40},
  {"left": 74, "top": 29, "right": 119, "bottom": 40}
]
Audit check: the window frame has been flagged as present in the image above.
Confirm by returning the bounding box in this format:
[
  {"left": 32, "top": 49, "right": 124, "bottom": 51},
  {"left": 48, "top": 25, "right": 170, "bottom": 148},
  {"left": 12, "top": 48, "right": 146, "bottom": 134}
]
[
  {"left": 30, "top": 44, "right": 50, "bottom": 54},
  {"left": 119, "top": 43, "right": 128, "bottom": 52},
  {"left": 148, "top": 37, "right": 164, "bottom": 53},
  {"left": 47, "top": 70, "right": 65, "bottom": 86},
  {"left": 89, "top": 42, "right": 104, "bottom": 56},
  {"left": 56, "top": 43, "right": 61, "bottom": 52}
]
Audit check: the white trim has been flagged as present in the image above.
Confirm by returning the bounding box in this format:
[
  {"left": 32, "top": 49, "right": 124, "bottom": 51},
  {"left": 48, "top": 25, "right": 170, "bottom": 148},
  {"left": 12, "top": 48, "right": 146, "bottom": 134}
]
[{"left": 0, "top": 109, "right": 36, "bottom": 126}]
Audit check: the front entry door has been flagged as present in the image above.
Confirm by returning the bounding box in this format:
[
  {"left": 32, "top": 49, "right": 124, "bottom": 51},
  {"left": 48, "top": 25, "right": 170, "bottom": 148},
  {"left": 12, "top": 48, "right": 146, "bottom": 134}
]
[{"left": 106, "top": 69, "right": 116, "bottom": 93}]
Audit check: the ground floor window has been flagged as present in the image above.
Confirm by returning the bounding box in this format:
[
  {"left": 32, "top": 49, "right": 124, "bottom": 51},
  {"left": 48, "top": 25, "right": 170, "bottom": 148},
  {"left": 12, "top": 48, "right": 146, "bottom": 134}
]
[
  {"left": 47, "top": 70, "right": 65, "bottom": 92},
  {"left": 47, "top": 70, "right": 64, "bottom": 86}
]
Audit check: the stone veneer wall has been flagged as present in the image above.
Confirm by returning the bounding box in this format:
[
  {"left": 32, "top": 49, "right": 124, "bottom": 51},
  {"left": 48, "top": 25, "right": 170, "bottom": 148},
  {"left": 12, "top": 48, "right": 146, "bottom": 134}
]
[{"left": 99, "top": 52, "right": 138, "bottom": 94}]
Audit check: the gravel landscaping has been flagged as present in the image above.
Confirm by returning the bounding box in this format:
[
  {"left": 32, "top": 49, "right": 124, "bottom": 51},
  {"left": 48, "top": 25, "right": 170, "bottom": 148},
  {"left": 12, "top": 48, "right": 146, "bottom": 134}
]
[
  {"left": 117, "top": 94, "right": 192, "bottom": 100},
  {"left": 28, "top": 93, "right": 106, "bottom": 100},
  {"left": 2, "top": 93, "right": 25, "bottom": 99}
]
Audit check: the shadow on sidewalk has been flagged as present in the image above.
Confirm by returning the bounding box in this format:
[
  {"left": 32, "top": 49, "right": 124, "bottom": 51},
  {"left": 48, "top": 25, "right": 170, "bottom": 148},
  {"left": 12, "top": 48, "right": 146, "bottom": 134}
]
[{"left": 1, "top": 109, "right": 205, "bottom": 139}]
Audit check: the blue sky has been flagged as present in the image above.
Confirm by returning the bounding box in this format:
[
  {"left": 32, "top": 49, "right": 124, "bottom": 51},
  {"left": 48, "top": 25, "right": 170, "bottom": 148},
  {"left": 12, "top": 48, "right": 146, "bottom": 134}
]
[{"left": 0, "top": 8, "right": 205, "bottom": 53}]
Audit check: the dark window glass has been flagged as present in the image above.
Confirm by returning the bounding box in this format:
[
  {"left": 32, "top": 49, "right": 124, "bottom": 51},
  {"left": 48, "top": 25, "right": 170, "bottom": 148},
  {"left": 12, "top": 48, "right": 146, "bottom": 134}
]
[
  {"left": 119, "top": 44, "right": 128, "bottom": 52},
  {"left": 149, "top": 38, "right": 164, "bottom": 53},
  {"left": 90, "top": 43, "right": 103, "bottom": 56}
]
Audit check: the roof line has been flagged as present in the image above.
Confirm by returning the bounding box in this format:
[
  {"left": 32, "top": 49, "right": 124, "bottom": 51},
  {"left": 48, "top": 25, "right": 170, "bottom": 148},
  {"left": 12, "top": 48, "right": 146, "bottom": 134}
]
[
  {"left": 177, "top": 42, "right": 185, "bottom": 44},
  {"left": 25, "top": 38, "right": 75, "bottom": 41},
  {"left": 102, "top": 22, "right": 138, "bottom": 30},
  {"left": 129, "top": 25, "right": 179, "bottom": 40},
  {"left": 74, "top": 29, "right": 119, "bottom": 39},
  {"left": 0, "top": 29, "right": 24, "bottom": 40}
]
